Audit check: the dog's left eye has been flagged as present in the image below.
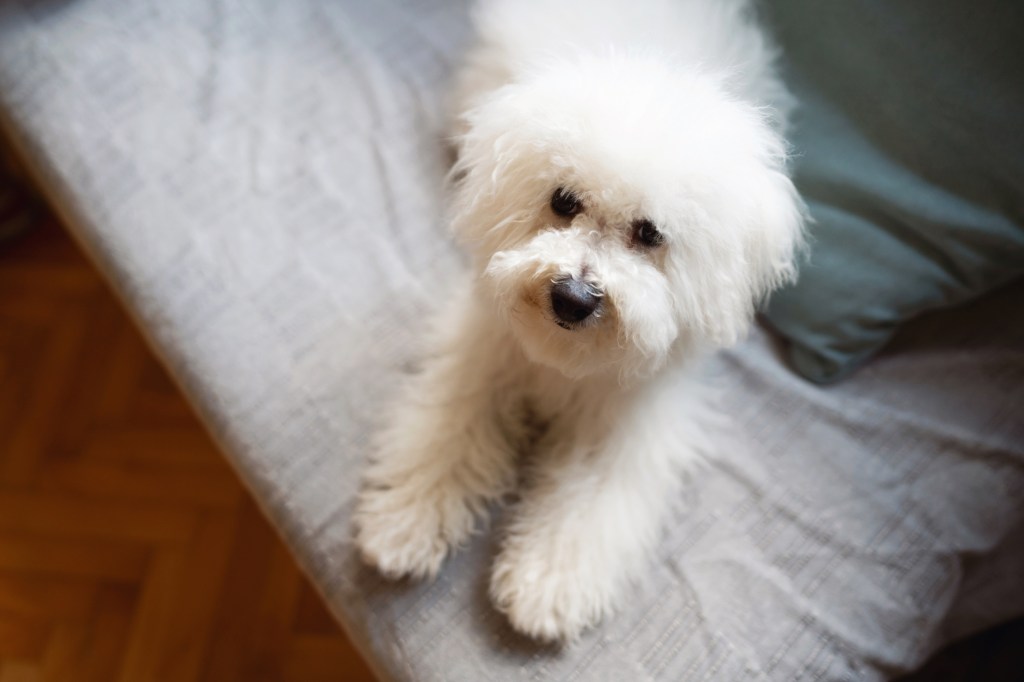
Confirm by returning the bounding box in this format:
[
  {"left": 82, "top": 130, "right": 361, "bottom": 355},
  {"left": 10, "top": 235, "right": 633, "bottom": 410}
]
[
  {"left": 550, "top": 187, "right": 582, "bottom": 217},
  {"left": 632, "top": 219, "right": 664, "bottom": 248}
]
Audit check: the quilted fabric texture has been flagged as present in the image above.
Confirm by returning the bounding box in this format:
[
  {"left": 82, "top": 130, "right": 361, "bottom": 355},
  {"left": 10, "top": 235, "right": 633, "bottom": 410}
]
[
  {"left": 1, "top": 1, "right": 1022, "bottom": 680},
  {"left": 763, "top": 0, "right": 1024, "bottom": 383}
]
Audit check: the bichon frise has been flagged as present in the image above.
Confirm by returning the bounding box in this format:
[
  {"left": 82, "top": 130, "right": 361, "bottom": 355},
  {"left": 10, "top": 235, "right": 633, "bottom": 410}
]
[{"left": 355, "top": 0, "right": 805, "bottom": 642}]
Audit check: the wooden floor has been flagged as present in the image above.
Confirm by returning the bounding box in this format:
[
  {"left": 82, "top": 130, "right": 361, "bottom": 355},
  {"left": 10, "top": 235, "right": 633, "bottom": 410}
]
[{"left": 0, "top": 215, "right": 376, "bottom": 681}]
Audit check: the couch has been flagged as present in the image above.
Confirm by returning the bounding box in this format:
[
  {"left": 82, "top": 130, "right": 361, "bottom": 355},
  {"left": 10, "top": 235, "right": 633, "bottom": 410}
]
[{"left": 1, "top": 1, "right": 1021, "bottom": 679}]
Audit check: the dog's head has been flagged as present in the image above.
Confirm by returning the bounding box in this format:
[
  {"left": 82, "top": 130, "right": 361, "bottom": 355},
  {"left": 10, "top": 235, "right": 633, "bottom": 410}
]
[{"left": 451, "top": 54, "right": 804, "bottom": 381}]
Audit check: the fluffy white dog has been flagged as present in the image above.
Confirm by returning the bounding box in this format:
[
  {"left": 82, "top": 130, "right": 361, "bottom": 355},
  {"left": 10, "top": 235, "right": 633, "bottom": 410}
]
[{"left": 355, "top": 0, "right": 805, "bottom": 642}]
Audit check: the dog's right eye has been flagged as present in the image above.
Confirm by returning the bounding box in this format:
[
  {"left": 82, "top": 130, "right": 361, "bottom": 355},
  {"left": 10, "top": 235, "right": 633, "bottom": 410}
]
[{"left": 550, "top": 187, "right": 582, "bottom": 217}]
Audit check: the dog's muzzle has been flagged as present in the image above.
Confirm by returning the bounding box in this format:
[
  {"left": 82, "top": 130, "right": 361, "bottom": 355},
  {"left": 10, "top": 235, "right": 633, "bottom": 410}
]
[{"left": 550, "top": 277, "right": 601, "bottom": 327}]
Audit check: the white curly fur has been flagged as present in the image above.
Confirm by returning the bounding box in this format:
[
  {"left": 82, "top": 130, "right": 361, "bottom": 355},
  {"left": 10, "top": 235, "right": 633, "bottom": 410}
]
[{"left": 355, "top": 0, "right": 805, "bottom": 642}]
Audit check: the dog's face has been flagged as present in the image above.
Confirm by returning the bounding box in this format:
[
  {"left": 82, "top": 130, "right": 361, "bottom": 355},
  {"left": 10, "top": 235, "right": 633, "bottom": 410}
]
[{"left": 451, "top": 55, "right": 804, "bottom": 381}]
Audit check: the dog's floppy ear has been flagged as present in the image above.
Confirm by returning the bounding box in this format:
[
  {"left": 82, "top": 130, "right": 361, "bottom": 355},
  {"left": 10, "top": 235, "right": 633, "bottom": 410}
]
[
  {"left": 670, "top": 162, "right": 806, "bottom": 349},
  {"left": 719, "top": 167, "right": 806, "bottom": 344},
  {"left": 447, "top": 86, "right": 553, "bottom": 264},
  {"left": 745, "top": 168, "right": 806, "bottom": 303}
]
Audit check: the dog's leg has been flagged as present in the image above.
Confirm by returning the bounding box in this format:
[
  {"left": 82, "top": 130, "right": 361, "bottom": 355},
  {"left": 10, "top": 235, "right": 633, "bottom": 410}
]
[
  {"left": 490, "top": 376, "right": 703, "bottom": 641},
  {"left": 355, "top": 292, "right": 524, "bottom": 580}
]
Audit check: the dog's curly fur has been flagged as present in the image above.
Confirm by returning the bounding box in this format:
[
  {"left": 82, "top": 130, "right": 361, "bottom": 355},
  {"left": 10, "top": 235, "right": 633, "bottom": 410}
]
[{"left": 355, "top": 0, "right": 805, "bottom": 642}]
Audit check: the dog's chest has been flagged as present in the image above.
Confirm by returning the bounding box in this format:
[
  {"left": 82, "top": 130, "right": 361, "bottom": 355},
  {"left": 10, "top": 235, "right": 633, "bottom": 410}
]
[{"left": 518, "top": 365, "right": 624, "bottom": 429}]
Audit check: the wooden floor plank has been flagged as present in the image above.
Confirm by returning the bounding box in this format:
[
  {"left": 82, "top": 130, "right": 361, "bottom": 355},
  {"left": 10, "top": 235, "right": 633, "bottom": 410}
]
[
  {"left": 0, "top": 575, "right": 96, "bottom": 621},
  {"left": 116, "top": 547, "right": 187, "bottom": 682},
  {"left": 39, "top": 623, "right": 89, "bottom": 682},
  {"left": 200, "top": 502, "right": 284, "bottom": 682},
  {"left": 89, "top": 319, "right": 149, "bottom": 424},
  {"left": 74, "top": 585, "right": 136, "bottom": 682},
  {"left": 0, "top": 618, "right": 49, "bottom": 660},
  {"left": 82, "top": 429, "right": 229, "bottom": 472},
  {"left": 0, "top": 661, "right": 40, "bottom": 682},
  {"left": 39, "top": 459, "right": 242, "bottom": 509},
  {"left": 1, "top": 307, "right": 91, "bottom": 487},
  {"left": 0, "top": 493, "right": 197, "bottom": 544},
  {"left": 157, "top": 511, "right": 237, "bottom": 682},
  {"left": 0, "top": 533, "right": 147, "bottom": 582}
]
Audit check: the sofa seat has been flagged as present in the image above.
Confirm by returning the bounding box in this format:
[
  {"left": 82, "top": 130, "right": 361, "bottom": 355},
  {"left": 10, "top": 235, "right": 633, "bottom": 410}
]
[{"left": 1, "top": 1, "right": 1021, "bottom": 679}]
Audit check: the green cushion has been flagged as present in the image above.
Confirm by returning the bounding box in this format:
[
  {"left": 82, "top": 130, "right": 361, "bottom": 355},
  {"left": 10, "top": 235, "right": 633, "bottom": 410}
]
[{"left": 763, "top": 0, "right": 1024, "bottom": 383}]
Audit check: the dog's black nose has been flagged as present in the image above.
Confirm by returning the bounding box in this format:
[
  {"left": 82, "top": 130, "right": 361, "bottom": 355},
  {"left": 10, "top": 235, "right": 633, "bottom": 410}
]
[{"left": 550, "top": 278, "right": 600, "bottom": 325}]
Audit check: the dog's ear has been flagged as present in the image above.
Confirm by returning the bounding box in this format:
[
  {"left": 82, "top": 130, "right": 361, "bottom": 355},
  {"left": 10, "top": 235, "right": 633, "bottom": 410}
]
[
  {"left": 671, "top": 164, "right": 806, "bottom": 349},
  {"left": 720, "top": 168, "right": 806, "bottom": 345},
  {"left": 447, "top": 87, "right": 551, "bottom": 264},
  {"left": 744, "top": 169, "right": 806, "bottom": 304}
]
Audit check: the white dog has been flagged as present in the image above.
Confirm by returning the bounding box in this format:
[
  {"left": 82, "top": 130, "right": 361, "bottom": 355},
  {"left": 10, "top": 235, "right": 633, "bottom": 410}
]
[{"left": 355, "top": 0, "right": 805, "bottom": 642}]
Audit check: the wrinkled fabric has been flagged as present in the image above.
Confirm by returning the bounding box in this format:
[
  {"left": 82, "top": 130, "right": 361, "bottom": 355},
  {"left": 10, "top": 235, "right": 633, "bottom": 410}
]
[{"left": 1, "top": 1, "right": 1022, "bottom": 680}]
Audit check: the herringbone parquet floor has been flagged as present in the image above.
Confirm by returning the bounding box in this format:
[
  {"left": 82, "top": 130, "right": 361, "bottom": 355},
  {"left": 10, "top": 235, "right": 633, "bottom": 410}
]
[{"left": 0, "top": 214, "right": 376, "bottom": 681}]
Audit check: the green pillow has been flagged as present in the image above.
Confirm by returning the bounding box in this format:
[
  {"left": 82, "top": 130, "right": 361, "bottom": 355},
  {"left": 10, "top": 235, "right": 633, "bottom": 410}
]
[{"left": 763, "top": 1, "right": 1024, "bottom": 383}]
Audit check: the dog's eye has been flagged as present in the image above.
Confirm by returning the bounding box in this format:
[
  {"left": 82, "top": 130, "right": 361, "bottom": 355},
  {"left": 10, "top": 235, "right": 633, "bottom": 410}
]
[
  {"left": 550, "top": 187, "right": 582, "bottom": 217},
  {"left": 632, "top": 219, "right": 664, "bottom": 248}
]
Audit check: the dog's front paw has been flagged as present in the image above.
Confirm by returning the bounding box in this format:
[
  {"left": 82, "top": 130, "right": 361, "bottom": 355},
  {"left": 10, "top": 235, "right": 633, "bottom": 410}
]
[
  {"left": 355, "top": 478, "right": 476, "bottom": 581},
  {"left": 489, "top": 542, "right": 616, "bottom": 642},
  {"left": 355, "top": 494, "right": 447, "bottom": 580}
]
